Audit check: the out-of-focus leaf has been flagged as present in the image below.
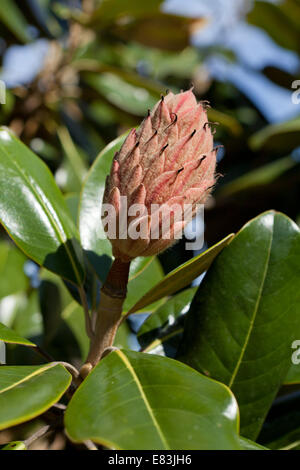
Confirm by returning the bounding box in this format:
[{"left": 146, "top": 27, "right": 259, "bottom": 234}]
[
  {"left": 208, "top": 108, "right": 243, "bottom": 137},
  {"left": 89, "top": 0, "right": 164, "bottom": 25},
  {"left": 12, "top": 291, "right": 43, "bottom": 340},
  {"left": 217, "top": 156, "right": 298, "bottom": 199},
  {"left": 0, "top": 242, "right": 28, "bottom": 300},
  {"left": 248, "top": 1, "right": 300, "bottom": 51},
  {"left": 0, "top": 322, "right": 35, "bottom": 347},
  {"left": 65, "top": 350, "right": 241, "bottom": 450},
  {"left": 249, "top": 117, "right": 300, "bottom": 153},
  {"left": 138, "top": 287, "right": 197, "bottom": 349},
  {"left": 263, "top": 66, "right": 298, "bottom": 89},
  {"left": 124, "top": 257, "right": 164, "bottom": 313},
  {"left": 57, "top": 127, "right": 88, "bottom": 185},
  {"left": 0, "top": 363, "right": 71, "bottom": 430},
  {"left": 0, "top": 0, "right": 31, "bottom": 42},
  {"left": 178, "top": 211, "right": 300, "bottom": 440},
  {"left": 85, "top": 72, "right": 158, "bottom": 116},
  {"left": 62, "top": 301, "right": 89, "bottom": 360},
  {"left": 0, "top": 128, "right": 84, "bottom": 285},
  {"left": 143, "top": 327, "right": 183, "bottom": 357},
  {"left": 126, "top": 234, "right": 234, "bottom": 315},
  {"left": 112, "top": 14, "right": 205, "bottom": 52},
  {"left": 1, "top": 441, "right": 27, "bottom": 450},
  {"left": 39, "top": 280, "right": 62, "bottom": 346},
  {"left": 280, "top": 0, "right": 300, "bottom": 32}
]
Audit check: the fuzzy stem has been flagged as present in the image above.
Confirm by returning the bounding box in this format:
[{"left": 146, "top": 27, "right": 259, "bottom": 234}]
[{"left": 80, "top": 259, "right": 130, "bottom": 378}]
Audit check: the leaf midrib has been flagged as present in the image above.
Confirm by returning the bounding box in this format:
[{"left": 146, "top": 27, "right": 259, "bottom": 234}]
[
  {"left": 116, "top": 350, "right": 170, "bottom": 450},
  {"left": 0, "top": 364, "right": 55, "bottom": 394},
  {"left": 0, "top": 134, "right": 82, "bottom": 285},
  {"left": 228, "top": 225, "right": 274, "bottom": 389}
]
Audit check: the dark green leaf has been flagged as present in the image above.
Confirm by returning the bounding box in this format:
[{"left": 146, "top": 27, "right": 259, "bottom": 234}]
[
  {"left": 127, "top": 234, "right": 234, "bottom": 315},
  {"left": 1, "top": 441, "right": 27, "bottom": 450},
  {"left": 249, "top": 117, "right": 300, "bottom": 153},
  {"left": 239, "top": 437, "right": 268, "bottom": 450},
  {"left": 138, "top": 287, "right": 197, "bottom": 349},
  {"left": 0, "top": 128, "right": 84, "bottom": 285},
  {"left": 39, "top": 280, "right": 62, "bottom": 346},
  {"left": 124, "top": 257, "right": 164, "bottom": 313},
  {"left": 0, "top": 363, "right": 71, "bottom": 430},
  {"left": 0, "top": 0, "right": 31, "bottom": 42},
  {"left": 0, "top": 322, "right": 35, "bottom": 347},
  {"left": 86, "top": 73, "right": 158, "bottom": 116},
  {"left": 179, "top": 211, "right": 300, "bottom": 439},
  {"left": 65, "top": 350, "right": 241, "bottom": 450}
]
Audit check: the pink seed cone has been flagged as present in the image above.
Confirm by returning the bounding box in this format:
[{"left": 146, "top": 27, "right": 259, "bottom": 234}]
[{"left": 102, "top": 89, "right": 217, "bottom": 261}]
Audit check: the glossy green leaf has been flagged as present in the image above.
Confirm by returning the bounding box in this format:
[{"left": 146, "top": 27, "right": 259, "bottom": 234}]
[
  {"left": 0, "top": 128, "right": 84, "bottom": 285},
  {"left": 178, "top": 211, "right": 300, "bottom": 440},
  {"left": 138, "top": 287, "right": 197, "bottom": 349},
  {"left": 0, "top": 241, "right": 28, "bottom": 300},
  {"left": 0, "top": 363, "right": 72, "bottom": 430},
  {"left": 127, "top": 234, "right": 234, "bottom": 315},
  {"left": 1, "top": 441, "right": 27, "bottom": 450},
  {"left": 65, "top": 193, "right": 80, "bottom": 226},
  {"left": 0, "top": 322, "right": 35, "bottom": 347},
  {"left": 65, "top": 350, "right": 241, "bottom": 450},
  {"left": 124, "top": 257, "right": 164, "bottom": 313},
  {"left": 284, "top": 363, "right": 300, "bottom": 384},
  {"left": 239, "top": 437, "right": 268, "bottom": 450},
  {"left": 0, "top": 0, "right": 31, "bottom": 42}
]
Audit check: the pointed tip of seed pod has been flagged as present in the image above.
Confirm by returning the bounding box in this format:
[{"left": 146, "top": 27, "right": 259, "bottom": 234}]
[
  {"left": 196, "top": 155, "right": 207, "bottom": 168},
  {"left": 172, "top": 112, "right": 178, "bottom": 122},
  {"left": 189, "top": 82, "right": 194, "bottom": 91},
  {"left": 147, "top": 109, "right": 151, "bottom": 117},
  {"left": 160, "top": 143, "right": 169, "bottom": 154}
]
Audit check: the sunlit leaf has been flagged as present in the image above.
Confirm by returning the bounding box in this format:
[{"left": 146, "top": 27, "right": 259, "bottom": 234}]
[
  {"left": 0, "top": 128, "right": 84, "bottom": 285},
  {"left": 65, "top": 350, "right": 241, "bottom": 450},
  {"left": 179, "top": 211, "right": 300, "bottom": 439},
  {"left": 0, "top": 363, "right": 71, "bottom": 430}
]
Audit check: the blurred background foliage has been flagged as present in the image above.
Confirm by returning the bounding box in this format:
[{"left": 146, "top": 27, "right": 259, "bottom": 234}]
[{"left": 0, "top": 0, "right": 300, "bottom": 449}]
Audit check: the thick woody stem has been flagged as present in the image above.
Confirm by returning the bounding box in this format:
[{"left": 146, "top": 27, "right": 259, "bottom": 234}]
[{"left": 80, "top": 259, "right": 130, "bottom": 379}]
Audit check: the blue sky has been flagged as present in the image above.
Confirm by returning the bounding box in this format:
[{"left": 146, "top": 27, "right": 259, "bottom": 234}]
[{"left": 164, "top": 0, "right": 300, "bottom": 123}]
